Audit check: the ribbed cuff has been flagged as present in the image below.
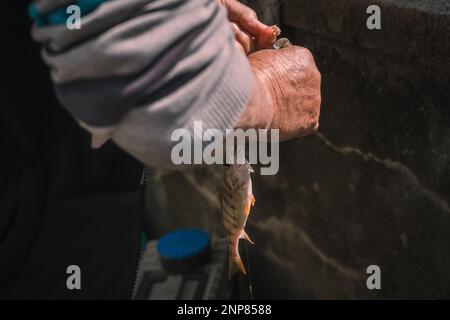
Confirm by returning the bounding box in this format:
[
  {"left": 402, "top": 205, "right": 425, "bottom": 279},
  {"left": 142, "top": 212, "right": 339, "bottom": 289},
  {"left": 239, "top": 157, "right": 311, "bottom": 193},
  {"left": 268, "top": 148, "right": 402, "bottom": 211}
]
[{"left": 191, "top": 47, "right": 254, "bottom": 136}]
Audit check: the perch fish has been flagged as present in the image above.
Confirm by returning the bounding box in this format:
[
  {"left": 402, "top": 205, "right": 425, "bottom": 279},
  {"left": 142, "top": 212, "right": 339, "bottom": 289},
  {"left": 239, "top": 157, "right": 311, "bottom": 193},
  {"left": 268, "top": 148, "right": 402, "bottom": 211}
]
[{"left": 222, "top": 161, "right": 255, "bottom": 278}]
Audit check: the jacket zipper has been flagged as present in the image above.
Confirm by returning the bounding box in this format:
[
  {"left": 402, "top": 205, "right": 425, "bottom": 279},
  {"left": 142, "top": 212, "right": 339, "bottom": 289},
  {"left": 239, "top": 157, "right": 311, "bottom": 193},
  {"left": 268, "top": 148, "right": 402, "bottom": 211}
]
[{"left": 130, "top": 165, "right": 148, "bottom": 299}]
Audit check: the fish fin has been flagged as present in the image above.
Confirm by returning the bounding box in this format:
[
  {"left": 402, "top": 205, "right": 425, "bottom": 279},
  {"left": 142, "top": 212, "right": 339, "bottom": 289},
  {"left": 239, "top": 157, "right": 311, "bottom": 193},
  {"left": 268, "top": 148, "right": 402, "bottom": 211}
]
[
  {"left": 244, "top": 201, "right": 250, "bottom": 216},
  {"left": 240, "top": 230, "right": 255, "bottom": 245},
  {"left": 251, "top": 195, "right": 255, "bottom": 207},
  {"left": 229, "top": 254, "right": 246, "bottom": 279}
]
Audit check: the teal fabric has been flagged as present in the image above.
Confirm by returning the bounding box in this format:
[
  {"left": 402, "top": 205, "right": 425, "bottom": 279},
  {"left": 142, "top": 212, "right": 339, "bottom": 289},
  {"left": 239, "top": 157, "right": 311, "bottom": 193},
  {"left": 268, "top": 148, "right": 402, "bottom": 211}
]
[
  {"left": 28, "top": 3, "right": 46, "bottom": 26},
  {"left": 29, "top": 0, "right": 109, "bottom": 26}
]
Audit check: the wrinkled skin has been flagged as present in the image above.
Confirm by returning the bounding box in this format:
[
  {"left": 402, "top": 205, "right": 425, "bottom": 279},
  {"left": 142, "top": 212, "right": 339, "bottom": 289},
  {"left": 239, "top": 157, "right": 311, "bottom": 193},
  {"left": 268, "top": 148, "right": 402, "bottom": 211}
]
[
  {"left": 218, "top": 0, "right": 322, "bottom": 140},
  {"left": 243, "top": 47, "right": 322, "bottom": 140}
]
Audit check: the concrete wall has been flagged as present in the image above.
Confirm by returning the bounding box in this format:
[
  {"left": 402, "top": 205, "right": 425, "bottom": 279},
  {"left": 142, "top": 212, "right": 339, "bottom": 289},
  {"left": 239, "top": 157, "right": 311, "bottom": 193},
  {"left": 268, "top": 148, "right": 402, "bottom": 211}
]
[{"left": 144, "top": 0, "right": 450, "bottom": 299}]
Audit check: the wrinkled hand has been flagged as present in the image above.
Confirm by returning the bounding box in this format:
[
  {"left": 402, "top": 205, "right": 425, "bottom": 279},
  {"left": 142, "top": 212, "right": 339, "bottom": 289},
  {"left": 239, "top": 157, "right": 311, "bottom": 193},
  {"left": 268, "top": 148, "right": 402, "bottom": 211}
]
[
  {"left": 218, "top": 0, "right": 321, "bottom": 140},
  {"left": 218, "top": 0, "right": 279, "bottom": 54},
  {"left": 237, "top": 47, "right": 322, "bottom": 140}
]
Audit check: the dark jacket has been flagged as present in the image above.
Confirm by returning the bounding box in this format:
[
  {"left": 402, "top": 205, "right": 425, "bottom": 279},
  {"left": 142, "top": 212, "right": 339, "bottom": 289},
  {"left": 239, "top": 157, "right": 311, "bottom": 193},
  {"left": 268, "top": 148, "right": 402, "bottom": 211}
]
[{"left": 0, "top": 1, "right": 143, "bottom": 299}]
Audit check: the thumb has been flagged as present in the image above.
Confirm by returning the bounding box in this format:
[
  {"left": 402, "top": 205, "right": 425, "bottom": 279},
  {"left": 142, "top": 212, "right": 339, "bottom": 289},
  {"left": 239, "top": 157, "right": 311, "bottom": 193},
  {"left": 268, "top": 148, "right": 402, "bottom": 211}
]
[
  {"left": 218, "top": 0, "right": 280, "bottom": 49},
  {"left": 219, "top": 0, "right": 266, "bottom": 36}
]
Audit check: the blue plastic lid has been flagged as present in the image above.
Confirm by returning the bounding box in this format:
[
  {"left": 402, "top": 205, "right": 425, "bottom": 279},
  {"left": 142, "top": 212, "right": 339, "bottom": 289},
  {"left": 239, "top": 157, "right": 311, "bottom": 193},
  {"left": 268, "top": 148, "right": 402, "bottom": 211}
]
[{"left": 157, "top": 229, "right": 210, "bottom": 261}]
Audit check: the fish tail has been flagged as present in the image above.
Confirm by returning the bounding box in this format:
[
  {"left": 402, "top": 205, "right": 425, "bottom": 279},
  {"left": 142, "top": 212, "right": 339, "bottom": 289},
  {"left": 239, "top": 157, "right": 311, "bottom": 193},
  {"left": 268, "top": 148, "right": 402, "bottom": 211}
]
[{"left": 229, "top": 254, "right": 246, "bottom": 279}]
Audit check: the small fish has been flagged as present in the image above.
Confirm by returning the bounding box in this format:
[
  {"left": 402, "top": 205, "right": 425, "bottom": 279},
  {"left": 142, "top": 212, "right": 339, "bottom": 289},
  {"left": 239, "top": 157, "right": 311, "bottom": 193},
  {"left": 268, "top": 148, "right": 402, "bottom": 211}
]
[{"left": 222, "top": 161, "right": 255, "bottom": 279}]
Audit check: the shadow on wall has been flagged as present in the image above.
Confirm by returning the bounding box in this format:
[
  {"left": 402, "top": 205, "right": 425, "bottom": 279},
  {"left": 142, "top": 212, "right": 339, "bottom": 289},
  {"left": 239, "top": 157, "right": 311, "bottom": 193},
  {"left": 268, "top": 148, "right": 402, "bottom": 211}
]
[{"left": 143, "top": 0, "right": 450, "bottom": 299}]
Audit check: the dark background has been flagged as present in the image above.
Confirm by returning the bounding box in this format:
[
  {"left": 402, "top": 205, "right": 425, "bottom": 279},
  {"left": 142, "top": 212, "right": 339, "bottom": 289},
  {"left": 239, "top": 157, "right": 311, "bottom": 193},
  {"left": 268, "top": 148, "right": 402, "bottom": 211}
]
[{"left": 0, "top": 1, "right": 142, "bottom": 299}]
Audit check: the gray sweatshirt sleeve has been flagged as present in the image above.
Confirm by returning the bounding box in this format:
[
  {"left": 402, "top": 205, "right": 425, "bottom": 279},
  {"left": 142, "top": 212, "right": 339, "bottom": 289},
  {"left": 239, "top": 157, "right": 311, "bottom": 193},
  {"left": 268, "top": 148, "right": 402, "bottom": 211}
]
[{"left": 31, "top": 0, "right": 254, "bottom": 168}]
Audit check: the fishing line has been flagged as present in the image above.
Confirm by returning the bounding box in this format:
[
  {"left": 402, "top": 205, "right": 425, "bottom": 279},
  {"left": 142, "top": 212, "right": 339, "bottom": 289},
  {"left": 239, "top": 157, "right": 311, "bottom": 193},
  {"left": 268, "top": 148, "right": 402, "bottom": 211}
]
[{"left": 245, "top": 239, "right": 254, "bottom": 299}]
